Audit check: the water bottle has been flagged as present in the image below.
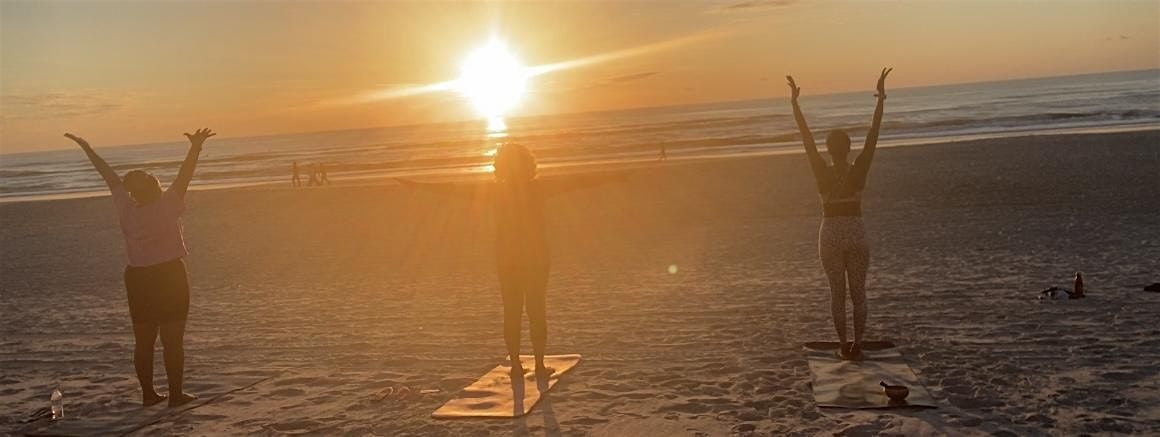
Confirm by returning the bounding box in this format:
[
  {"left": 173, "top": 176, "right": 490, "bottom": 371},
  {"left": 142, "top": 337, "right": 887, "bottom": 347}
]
[
  {"left": 1073, "top": 272, "right": 1085, "bottom": 299},
  {"left": 50, "top": 386, "right": 63, "bottom": 420}
]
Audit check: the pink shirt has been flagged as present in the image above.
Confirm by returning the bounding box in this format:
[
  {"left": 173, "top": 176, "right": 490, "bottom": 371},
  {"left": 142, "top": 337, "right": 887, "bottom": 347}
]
[{"left": 111, "top": 186, "right": 188, "bottom": 267}]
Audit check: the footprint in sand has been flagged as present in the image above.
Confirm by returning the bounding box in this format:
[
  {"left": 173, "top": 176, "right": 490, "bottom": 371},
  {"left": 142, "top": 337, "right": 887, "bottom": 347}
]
[
  {"left": 273, "top": 377, "right": 320, "bottom": 387},
  {"left": 270, "top": 387, "right": 306, "bottom": 397},
  {"left": 265, "top": 420, "right": 323, "bottom": 433}
]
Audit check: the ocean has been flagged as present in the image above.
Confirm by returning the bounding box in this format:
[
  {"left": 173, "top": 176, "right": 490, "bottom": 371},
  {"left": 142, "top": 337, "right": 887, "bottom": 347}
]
[{"left": 1, "top": 69, "right": 1157, "bottom": 202}]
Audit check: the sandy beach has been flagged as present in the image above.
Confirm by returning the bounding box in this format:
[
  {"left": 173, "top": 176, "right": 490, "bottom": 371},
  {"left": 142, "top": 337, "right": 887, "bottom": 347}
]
[{"left": 2, "top": 130, "right": 1158, "bottom": 436}]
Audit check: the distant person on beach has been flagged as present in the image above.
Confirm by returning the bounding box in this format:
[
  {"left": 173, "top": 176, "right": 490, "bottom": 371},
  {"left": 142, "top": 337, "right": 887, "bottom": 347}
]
[
  {"left": 65, "top": 128, "right": 214, "bottom": 407},
  {"left": 660, "top": 144, "right": 668, "bottom": 161},
  {"left": 306, "top": 163, "right": 320, "bottom": 186},
  {"left": 292, "top": 161, "right": 302, "bottom": 188},
  {"left": 788, "top": 68, "right": 891, "bottom": 360},
  {"left": 319, "top": 163, "right": 331, "bottom": 185},
  {"left": 398, "top": 144, "right": 622, "bottom": 377}
]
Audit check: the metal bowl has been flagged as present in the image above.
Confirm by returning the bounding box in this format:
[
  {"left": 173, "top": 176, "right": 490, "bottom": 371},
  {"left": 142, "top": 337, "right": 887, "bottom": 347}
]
[{"left": 883, "top": 384, "right": 909, "bottom": 401}]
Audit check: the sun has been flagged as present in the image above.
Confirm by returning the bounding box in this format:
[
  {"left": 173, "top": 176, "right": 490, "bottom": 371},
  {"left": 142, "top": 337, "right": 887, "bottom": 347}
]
[{"left": 455, "top": 39, "right": 529, "bottom": 131}]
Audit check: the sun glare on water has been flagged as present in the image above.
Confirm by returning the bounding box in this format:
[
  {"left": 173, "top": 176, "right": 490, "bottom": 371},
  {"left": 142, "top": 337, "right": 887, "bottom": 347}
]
[{"left": 456, "top": 39, "right": 529, "bottom": 132}]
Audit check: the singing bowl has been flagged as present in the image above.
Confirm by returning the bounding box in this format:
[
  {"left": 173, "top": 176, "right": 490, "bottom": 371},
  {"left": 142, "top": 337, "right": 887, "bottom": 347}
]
[{"left": 880, "top": 382, "right": 910, "bottom": 401}]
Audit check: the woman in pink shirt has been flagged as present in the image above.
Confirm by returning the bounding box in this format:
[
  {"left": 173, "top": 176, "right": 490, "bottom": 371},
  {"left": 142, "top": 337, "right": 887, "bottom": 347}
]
[{"left": 66, "top": 128, "right": 214, "bottom": 408}]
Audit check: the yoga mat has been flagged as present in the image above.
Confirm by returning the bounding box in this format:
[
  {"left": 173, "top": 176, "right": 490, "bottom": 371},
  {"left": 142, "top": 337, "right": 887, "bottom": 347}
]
[
  {"left": 804, "top": 341, "right": 937, "bottom": 409},
  {"left": 433, "top": 354, "right": 581, "bottom": 418}
]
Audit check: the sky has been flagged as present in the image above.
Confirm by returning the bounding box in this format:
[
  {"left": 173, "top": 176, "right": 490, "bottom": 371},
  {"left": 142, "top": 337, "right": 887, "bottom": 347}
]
[{"left": 1, "top": 0, "right": 1158, "bottom": 154}]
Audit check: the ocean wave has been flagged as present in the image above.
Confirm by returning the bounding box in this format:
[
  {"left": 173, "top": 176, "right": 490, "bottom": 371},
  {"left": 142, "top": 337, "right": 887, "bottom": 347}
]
[
  {"left": 0, "top": 169, "right": 56, "bottom": 177},
  {"left": 893, "top": 110, "right": 1160, "bottom": 132},
  {"left": 3, "top": 70, "right": 1158, "bottom": 200}
]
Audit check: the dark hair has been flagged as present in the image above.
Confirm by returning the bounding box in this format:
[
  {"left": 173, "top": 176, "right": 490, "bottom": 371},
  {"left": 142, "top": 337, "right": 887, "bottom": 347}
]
[
  {"left": 122, "top": 170, "right": 162, "bottom": 203},
  {"left": 494, "top": 143, "right": 537, "bottom": 182},
  {"left": 826, "top": 129, "right": 851, "bottom": 157}
]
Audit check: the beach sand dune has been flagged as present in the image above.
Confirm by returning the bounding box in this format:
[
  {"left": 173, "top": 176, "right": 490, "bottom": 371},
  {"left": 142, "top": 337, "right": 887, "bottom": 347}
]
[{"left": 2, "top": 131, "right": 1158, "bottom": 435}]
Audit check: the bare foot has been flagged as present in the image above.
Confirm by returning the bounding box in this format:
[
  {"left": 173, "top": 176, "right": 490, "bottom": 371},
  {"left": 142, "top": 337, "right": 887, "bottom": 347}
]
[
  {"left": 168, "top": 392, "right": 198, "bottom": 408},
  {"left": 850, "top": 342, "right": 865, "bottom": 360},
  {"left": 840, "top": 342, "right": 864, "bottom": 361},
  {"left": 143, "top": 392, "right": 168, "bottom": 407},
  {"left": 838, "top": 342, "right": 853, "bottom": 360},
  {"left": 534, "top": 363, "right": 556, "bottom": 378}
]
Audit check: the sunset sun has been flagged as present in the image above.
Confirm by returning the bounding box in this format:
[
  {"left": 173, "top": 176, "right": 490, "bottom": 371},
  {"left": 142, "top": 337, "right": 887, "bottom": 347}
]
[{"left": 455, "top": 39, "right": 529, "bottom": 131}]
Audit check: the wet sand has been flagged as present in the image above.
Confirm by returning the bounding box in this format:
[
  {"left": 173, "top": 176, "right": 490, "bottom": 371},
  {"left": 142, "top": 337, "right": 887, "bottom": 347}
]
[{"left": 2, "top": 130, "right": 1158, "bottom": 435}]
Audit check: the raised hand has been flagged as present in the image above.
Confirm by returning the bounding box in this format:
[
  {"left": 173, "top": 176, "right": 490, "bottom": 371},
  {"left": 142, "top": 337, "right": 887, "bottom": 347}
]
[
  {"left": 861, "top": 67, "right": 892, "bottom": 156},
  {"left": 876, "top": 67, "right": 892, "bottom": 99},
  {"left": 172, "top": 128, "right": 214, "bottom": 196},
  {"left": 64, "top": 133, "right": 91, "bottom": 148},
  {"left": 786, "top": 75, "right": 801, "bottom": 102},
  {"left": 66, "top": 133, "right": 121, "bottom": 187},
  {"left": 183, "top": 128, "right": 216, "bottom": 147},
  {"left": 787, "top": 75, "right": 819, "bottom": 155}
]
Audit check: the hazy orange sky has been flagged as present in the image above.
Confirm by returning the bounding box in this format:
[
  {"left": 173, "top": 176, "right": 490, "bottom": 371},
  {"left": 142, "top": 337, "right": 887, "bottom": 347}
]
[{"left": 2, "top": 0, "right": 1157, "bottom": 153}]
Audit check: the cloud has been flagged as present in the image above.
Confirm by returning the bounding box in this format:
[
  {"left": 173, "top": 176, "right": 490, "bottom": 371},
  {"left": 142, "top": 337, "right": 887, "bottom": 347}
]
[
  {"left": 716, "top": 0, "right": 797, "bottom": 12},
  {"left": 606, "top": 71, "right": 660, "bottom": 84},
  {"left": 0, "top": 92, "right": 127, "bottom": 120},
  {"left": 561, "top": 71, "right": 661, "bottom": 92},
  {"left": 530, "top": 27, "right": 732, "bottom": 77},
  {"left": 312, "top": 81, "right": 457, "bottom": 107}
]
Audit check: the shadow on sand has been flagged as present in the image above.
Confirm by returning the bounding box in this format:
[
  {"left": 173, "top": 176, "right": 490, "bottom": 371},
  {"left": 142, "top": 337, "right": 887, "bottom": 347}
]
[{"left": 510, "top": 372, "right": 561, "bottom": 436}]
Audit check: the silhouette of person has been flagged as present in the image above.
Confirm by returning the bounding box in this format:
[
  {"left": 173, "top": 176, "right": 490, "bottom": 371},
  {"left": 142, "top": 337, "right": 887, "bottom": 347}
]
[
  {"left": 398, "top": 144, "right": 624, "bottom": 377},
  {"left": 306, "top": 163, "right": 320, "bottom": 187},
  {"left": 660, "top": 144, "right": 668, "bottom": 162},
  {"left": 292, "top": 161, "right": 302, "bottom": 188},
  {"left": 787, "top": 68, "right": 891, "bottom": 360},
  {"left": 65, "top": 128, "right": 214, "bottom": 408},
  {"left": 319, "top": 163, "right": 331, "bottom": 185}
]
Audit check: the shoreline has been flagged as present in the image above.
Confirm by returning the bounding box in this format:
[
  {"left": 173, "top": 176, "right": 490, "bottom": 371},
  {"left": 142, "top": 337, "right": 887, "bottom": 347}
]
[{"left": 3, "top": 123, "right": 1157, "bottom": 205}]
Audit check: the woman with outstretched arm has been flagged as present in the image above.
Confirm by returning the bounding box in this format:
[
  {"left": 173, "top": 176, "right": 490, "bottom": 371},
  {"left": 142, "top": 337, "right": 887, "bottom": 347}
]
[
  {"left": 398, "top": 144, "right": 624, "bottom": 379},
  {"left": 65, "top": 128, "right": 214, "bottom": 407},
  {"left": 787, "top": 68, "right": 891, "bottom": 360}
]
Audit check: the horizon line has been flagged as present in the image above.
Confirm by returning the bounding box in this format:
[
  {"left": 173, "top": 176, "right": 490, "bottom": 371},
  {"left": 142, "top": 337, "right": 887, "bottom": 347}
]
[{"left": 1, "top": 67, "right": 1156, "bottom": 156}]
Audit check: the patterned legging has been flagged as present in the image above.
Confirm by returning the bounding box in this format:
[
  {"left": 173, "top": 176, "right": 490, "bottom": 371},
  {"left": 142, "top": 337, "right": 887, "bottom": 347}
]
[{"left": 818, "top": 216, "right": 869, "bottom": 344}]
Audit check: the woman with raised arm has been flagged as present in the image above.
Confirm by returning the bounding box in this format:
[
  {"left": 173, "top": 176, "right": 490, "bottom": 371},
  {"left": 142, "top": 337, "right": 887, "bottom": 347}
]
[
  {"left": 65, "top": 128, "right": 215, "bottom": 407},
  {"left": 398, "top": 144, "right": 622, "bottom": 379},
  {"left": 787, "top": 68, "right": 891, "bottom": 360}
]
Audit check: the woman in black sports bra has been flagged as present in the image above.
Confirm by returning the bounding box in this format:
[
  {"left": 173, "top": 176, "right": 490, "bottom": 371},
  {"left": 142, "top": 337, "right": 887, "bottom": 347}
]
[{"left": 787, "top": 68, "right": 891, "bottom": 360}]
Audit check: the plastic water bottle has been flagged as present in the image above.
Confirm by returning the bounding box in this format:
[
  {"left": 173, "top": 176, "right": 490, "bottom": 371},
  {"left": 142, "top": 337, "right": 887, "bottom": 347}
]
[
  {"left": 1073, "top": 272, "right": 1085, "bottom": 299},
  {"left": 50, "top": 386, "right": 63, "bottom": 420}
]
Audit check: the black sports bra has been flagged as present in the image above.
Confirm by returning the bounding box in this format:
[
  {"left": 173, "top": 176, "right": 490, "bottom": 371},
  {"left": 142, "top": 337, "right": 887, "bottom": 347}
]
[{"left": 811, "top": 157, "right": 870, "bottom": 217}]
